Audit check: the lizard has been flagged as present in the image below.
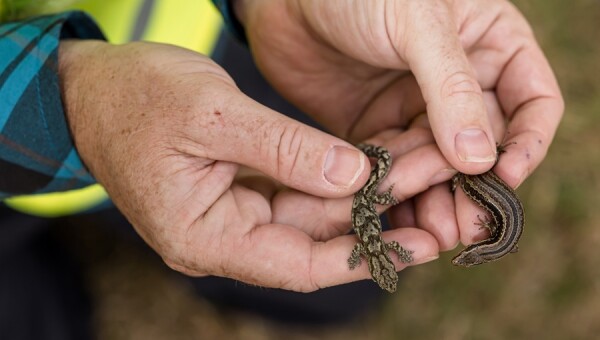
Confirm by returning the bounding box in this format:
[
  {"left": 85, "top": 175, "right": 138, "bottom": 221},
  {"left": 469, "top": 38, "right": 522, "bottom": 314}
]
[
  {"left": 348, "top": 143, "right": 414, "bottom": 293},
  {"left": 451, "top": 144, "right": 524, "bottom": 267}
]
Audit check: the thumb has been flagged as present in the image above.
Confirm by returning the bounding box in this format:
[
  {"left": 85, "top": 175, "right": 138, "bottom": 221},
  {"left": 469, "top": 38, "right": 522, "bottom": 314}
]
[
  {"left": 199, "top": 92, "right": 370, "bottom": 197},
  {"left": 402, "top": 3, "right": 497, "bottom": 174}
]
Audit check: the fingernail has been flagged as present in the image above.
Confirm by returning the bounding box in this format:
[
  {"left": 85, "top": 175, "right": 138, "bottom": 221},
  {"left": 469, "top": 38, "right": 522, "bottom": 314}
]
[
  {"left": 455, "top": 129, "right": 496, "bottom": 163},
  {"left": 324, "top": 146, "right": 365, "bottom": 187}
]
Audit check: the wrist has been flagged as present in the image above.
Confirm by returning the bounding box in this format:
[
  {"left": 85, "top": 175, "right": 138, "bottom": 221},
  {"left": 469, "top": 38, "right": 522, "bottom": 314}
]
[
  {"left": 58, "top": 39, "right": 106, "bottom": 120},
  {"left": 58, "top": 40, "right": 110, "bottom": 171}
]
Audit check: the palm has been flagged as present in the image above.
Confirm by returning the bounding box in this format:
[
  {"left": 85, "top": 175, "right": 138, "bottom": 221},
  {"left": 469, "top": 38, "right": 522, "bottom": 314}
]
[{"left": 170, "top": 167, "right": 356, "bottom": 290}]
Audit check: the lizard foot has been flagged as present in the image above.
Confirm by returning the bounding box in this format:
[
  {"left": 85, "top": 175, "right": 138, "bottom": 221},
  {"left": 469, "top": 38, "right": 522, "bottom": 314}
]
[
  {"left": 348, "top": 243, "right": 365, "bottom": 269},
  {"left": 475, "top": 214, "right": 498, "bottom": 236},
  {"left": 373, "top": 184, "right": 400, "bottom": 206},
  {"left": 388, "top": 241, "right": 414, "bottom": 264}
]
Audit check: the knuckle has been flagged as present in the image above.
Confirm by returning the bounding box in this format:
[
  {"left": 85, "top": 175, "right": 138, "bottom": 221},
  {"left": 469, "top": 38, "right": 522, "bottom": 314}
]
[
  {"left": 441, "top": 71, "right": 483, "bottom": 99},
  {"left": 278, "top": 125, "right": 305, "bottom": 179},
  {"left": 262, "top": 122, "right": 305, "bottom": 181}
]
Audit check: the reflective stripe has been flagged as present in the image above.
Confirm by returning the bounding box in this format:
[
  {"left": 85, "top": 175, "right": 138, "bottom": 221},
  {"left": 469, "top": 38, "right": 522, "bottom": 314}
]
[
  {"left": 142, "top": 0, "right": 222, "bottom": 53},
  {"left": 5, "top": 184, "right": 108, "bottom": 217},
  {"left": 6, "top": 0, "right": 222, "bottom": 217},
  {"left": 71, "top": 0, "right": 146, "bottom": 44},
  {"left": 130, "top": 0, "right": 155, "bottom": 41}
]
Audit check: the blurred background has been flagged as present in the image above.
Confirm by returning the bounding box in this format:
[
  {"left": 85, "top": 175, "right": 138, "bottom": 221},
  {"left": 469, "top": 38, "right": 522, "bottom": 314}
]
[{"left": 49, "top": 0, "right": 600, "bottom": 339}]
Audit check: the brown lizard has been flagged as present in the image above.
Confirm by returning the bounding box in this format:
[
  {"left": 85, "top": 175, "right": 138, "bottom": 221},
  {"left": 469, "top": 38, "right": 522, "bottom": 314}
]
[{"left": 348, "top": 144, "right": 413, "bottom": 293}]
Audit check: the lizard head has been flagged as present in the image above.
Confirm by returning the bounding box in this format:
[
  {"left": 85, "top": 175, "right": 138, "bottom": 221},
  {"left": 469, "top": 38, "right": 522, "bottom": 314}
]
[{"left": 451, "top": 248, "right": 486, "bottom": 267}]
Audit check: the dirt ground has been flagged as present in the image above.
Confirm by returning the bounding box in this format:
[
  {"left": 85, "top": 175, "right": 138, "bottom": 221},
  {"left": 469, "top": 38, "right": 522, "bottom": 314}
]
[{"left": 60, "top": 1, "right": 600, "bottom": 339}]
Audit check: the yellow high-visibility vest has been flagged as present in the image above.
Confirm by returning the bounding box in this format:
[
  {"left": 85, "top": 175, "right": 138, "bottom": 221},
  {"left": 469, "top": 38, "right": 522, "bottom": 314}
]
[{"left": 5, "top": 0, "right": 223, "bottom": 217}]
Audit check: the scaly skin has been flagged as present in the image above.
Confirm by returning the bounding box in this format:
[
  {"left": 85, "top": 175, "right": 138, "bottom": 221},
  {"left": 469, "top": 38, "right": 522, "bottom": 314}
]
[{"left": 348, "top": 144, "right": 413, "bottom": 293}]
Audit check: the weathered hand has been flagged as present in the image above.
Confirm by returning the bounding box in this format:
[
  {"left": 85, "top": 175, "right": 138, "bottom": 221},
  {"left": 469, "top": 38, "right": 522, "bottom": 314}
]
[
  {"left": 58, "top": 40, "right": 438, "bottom": 290},
  {"left": 237, "top": 0, "right": 563, "bottom": 249}
]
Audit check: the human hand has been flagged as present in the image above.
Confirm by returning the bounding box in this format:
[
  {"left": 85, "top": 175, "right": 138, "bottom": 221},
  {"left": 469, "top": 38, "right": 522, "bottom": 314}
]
[
  {"left": 58, "top": 40, "right": 439, "bottom": 290},
  {"left": 236, "top": 0, "right": 563, "bottom": 249}
]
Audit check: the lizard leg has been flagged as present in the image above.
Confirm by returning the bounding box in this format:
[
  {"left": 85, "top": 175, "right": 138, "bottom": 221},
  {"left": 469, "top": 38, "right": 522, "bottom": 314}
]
[
  {"left": 497, "top": 141, "right": 517, "bottom": 155},
  {"left": 348, "top": 243, "right": 366, "bottom": 269},
  {"left": 475, "top": 214, "right": 498, "bottom": 236},
  {"left": 372, "top": 184, "right": 400, "bottom": 206},
  {"left": 387, "top": 241, "right": 414, "bottom": 264}
]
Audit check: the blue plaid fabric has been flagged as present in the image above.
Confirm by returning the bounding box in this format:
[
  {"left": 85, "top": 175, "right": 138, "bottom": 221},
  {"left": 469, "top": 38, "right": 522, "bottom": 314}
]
[{"left": 0, "top": 11, "right": 104, "bottom": 199}]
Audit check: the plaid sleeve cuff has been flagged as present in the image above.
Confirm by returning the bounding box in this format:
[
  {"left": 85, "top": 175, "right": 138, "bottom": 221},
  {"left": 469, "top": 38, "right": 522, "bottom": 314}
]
[
  {"left": 211, "top": 0, "right": 247, "bottom": 44},
  {"left": 0, "top": 11, "right": 105, "bottom": 198}
]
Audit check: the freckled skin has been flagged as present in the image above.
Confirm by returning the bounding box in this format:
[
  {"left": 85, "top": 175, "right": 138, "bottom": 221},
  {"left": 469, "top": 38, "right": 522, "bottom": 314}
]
[{"left": 348, "top": 144, "right": 413, "bottom": 293}]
